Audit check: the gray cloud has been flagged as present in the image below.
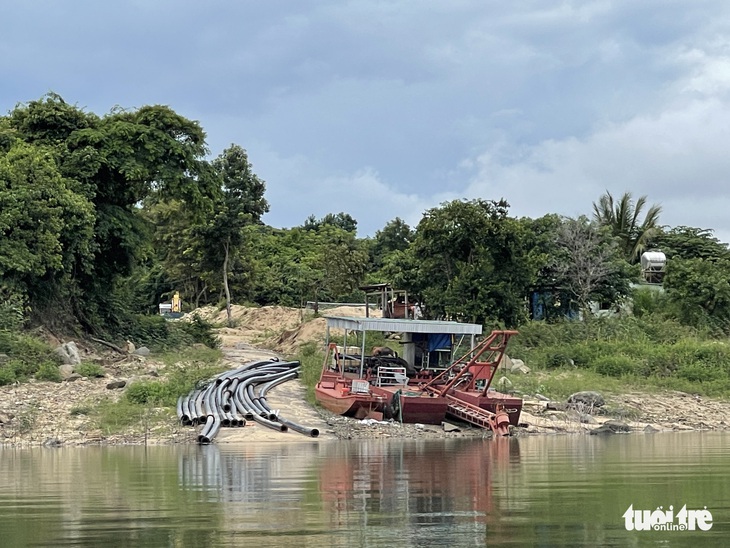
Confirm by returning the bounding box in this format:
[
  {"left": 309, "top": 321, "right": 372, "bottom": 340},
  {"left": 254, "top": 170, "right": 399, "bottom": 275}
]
[{"left": 3, "top": 1, "right": 730, "bottom": 240}]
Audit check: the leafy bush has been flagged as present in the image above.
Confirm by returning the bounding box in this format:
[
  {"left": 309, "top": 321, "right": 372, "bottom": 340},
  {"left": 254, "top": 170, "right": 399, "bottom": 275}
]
[
  {"left": 295, "top": 347, "right": 324, "bottom": 403},
  {"left": 0, "top": 331, "right": 57, "bottom": 363},
  {"left": 0, "top": 333, "right": 60, "bottom": 385},
  {"left": 0, "top": 365, "right": 16, "bottom": 385},
  {"left": 630, "top": 287, "right": 667, "bottom": 318},
  {"left": 544, "top": 351, "right": 573, "bottom": 369},
  {"left": 35, "top": 361, "right": 62, "bottom": 382},
  {"left": 594, "top": 355, "right": 637, "bottom": 377},
  {"left": 676, "top": 362, "right": 726, "bottom": 383},
  {"left": 122, "top": 314, "right": 170, "bottom": 349},
  {"left": 0, "top": 291, "right": 27, "bottom": 331},
  {"left": 125, "top": 380, "right": 169, "bottom": 405},
  {"left": 172, "top": 314, "right": 220, "bottom": 349},
  {"left": 121, "top": 313, "right": 220, "bottom": 351},
  {"left": 75, "top": 362, "right": 105, "bottom": 378}
]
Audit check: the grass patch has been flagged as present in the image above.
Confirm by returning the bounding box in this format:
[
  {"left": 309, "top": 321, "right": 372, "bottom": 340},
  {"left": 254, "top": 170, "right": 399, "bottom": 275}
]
[
  {"left": 75, "top": 362, "right": 106, "bottom": 378},
  {"left": 507, "top": 316, "right": 730, "bottom": 399},
  {"left": 504, "top": 368, "right": 628, "bottom": 401},
  {"left": 69, "top": 405, "right": 93, "bottom": 416},
  {"left": 0, "top": 332, "right": 61, "bottom": 385},
  {"left": 294, "top": 342, "right": 326, "bottom": 404},
  {"left": 97, "top": 399, "right": 153, "bottom": 434},
  {"left": 156, "top": 345, "right": 222, "bottom": 369},
  {"left": 93, "top": 346, "right": 224, "bottom": 433},
  {"left": 35, "top": 361, "right": 62, "bottom": 382}
]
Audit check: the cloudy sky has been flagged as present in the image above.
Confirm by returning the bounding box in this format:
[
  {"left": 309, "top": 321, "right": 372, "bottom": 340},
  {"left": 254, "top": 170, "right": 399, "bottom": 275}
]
[{"left": 3, "top": 1, "right": 730, "bottom": 241}]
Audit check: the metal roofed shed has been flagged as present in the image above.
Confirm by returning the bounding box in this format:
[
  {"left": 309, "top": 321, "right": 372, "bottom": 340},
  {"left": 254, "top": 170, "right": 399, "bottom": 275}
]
[
  {"left": 323, "top": 316, "right": 483, "bottom": 377},
  {"left": 323, "top": 316, "right": 482, "bottom": 335}
]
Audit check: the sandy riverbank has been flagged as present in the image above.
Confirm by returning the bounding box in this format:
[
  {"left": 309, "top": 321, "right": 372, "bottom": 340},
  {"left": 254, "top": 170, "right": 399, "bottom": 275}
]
[
  {"left": 2, "top": 338, "right": 728, "bottom": 448},
  {"left": 1, "top": 304, "right": 729, "bottom": 447}
]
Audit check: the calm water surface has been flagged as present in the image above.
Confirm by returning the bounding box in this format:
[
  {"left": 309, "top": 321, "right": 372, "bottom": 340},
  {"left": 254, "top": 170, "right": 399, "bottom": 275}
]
[{"left": 0, "top": 432, "right": 728, "bottom": 547}]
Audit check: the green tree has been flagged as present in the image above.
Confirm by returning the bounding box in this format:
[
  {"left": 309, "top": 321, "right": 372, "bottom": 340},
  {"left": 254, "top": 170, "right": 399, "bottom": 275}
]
[
  {"left": 369, "top": 217, "right": 414, "bottom": 272},
  {"left": 248, "top": 224, "right": 368, "bottom": 310},
  {"left": 0, "top": 140, "right": 95, "bottom": 322},
  {"left": 303, "top": 212, "right": 358, "bottom": 233},
  {"left": 663, "top": 257, "right": 730, "bottom": 333},
  {"left": 593, "top": 190, "right": 662, "bottom": 262},
  {"left": 399, "top": 198, "right": 535, "bottom": 326},
  {"left": 5, "top": 94, "right": 217, "bottom": 332},
  {"left": 141, "top": 199, "right": 211, "bottom": 311},
  {"left": 200, "top": 145, "right": 269, "bottom": 325},
  {"left": 651, "top": 226, "right": 730, "bottom": 261}
]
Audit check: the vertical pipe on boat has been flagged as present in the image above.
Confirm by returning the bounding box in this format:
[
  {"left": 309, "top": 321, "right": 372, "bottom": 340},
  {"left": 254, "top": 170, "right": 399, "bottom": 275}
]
[{"left": 359, "top": 326, "right": 367, "bottom": 378}]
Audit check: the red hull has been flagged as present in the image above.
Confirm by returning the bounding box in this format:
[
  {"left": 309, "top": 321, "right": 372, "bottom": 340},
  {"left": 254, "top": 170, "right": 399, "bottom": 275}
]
[
  {"left": 371, "top": 386, "right": 448, "bottom": 424},
  {"left": 315, "top": 374, "right": 389, "bottom": 419}
]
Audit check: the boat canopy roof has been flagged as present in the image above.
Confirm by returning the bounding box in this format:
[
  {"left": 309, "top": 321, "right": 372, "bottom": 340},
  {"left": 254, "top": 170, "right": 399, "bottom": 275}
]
[{"left": 323, "top": 316, "right": 483, "bottom": 335}]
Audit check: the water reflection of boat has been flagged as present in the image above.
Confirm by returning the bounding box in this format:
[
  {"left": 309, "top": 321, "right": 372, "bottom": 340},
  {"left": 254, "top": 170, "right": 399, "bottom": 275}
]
[
  {"left": 319, "top": 439, "right": 519, "bottom": 523},
  {"left": 315, "top": 317, "right": 521, "bottom": 435}
]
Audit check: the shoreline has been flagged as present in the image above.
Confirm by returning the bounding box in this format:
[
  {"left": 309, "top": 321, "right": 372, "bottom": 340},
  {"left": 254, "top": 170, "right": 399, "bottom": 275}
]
[
  {"left": 2, "top": 311, "right": 729, "bottom": 446},
  {"left": 1, "top": 373, "right": 728, "bottom": 448}
]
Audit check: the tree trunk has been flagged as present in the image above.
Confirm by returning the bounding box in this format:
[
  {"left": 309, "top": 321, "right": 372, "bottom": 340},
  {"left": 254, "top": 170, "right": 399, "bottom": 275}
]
[
  {"left": 195, "top": 282, "right": 208, "bottom": 309},
  {"left": 223, "top": 240, "right": 232, "bottom": 327}
]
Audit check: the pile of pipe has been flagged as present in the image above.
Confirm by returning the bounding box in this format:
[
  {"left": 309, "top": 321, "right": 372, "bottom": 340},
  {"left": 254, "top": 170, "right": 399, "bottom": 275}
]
[{"left": 176, "top": 358, "right": 319, "bottom": 444}]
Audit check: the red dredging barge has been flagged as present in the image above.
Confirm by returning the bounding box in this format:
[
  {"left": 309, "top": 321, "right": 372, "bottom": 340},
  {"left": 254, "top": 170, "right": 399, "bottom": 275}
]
[{"left": 315, "top": 316, "right": 521, "bottom": 436}]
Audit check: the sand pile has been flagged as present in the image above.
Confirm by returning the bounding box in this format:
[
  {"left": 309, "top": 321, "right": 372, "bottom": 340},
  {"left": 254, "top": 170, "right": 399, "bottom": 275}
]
[{"left": 187, "top": 304, "right": 381, "bottom": 356}]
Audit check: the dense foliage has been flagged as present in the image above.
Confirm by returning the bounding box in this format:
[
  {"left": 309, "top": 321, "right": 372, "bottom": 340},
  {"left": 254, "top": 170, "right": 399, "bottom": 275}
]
[
  {"left": 4, "top": 93, "right": 730, "bottom": 393},
  {"left": 510, "top": 313, "right": 730, "bottom": 396}
]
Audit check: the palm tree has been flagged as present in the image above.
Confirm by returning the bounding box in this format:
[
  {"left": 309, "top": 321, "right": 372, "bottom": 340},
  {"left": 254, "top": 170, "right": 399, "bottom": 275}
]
[{"left": 592, "top": 191, "right": 662, "bottom": 262}]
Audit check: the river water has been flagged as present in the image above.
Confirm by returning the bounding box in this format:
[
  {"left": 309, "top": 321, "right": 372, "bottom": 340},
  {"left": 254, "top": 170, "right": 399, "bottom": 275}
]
[{"left": 0, "top": 432, "right": 728, "bottom": 547}]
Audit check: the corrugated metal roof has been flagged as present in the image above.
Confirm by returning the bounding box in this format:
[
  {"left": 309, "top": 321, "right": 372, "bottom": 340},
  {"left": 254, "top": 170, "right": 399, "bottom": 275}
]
[{"left": 323, "top": 316, "right": 483, "bottom": 335}]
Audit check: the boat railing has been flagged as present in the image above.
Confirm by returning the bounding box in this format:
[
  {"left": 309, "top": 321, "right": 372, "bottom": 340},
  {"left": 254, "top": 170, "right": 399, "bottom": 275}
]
[{"left": 375, "top": 366, "right": 409, "bottom": 387}]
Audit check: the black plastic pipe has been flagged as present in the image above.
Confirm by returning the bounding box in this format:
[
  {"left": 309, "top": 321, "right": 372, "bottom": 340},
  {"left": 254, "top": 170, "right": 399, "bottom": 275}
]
[
  {"left": 183, "top": 359, "right": 309, "bottom": 443},
  {"left": 257, "top": 371, "right": 320, "bottom": 437}
]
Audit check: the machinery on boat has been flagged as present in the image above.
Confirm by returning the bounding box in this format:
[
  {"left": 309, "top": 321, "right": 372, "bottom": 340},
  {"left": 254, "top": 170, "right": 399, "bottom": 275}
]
[{"left": 315, "top": 317, "right": 521, "bottom": 436}]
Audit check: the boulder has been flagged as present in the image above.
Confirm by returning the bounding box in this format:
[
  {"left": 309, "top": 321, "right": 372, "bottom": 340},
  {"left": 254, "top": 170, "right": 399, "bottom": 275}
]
[
  {"left": 59, "top": 364, "right": 75, "bottom": 379},
  {"left": 567, "top": 391, "right": 605, "bottom": 408},
  {"left": 54, "top": 341, "right": 82, "bottom": 365},
  {"left": 133, "top": 346, "right": 151, "bottom": 357},
  {"left": 579, "top": 413, "right": 597, "bottom": 424},
  {"left": 442, "top": 421, "right": 461, "bottom": 433},
  {"left": 590, "top": 420, "right": 630, "bottom": 435}
]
